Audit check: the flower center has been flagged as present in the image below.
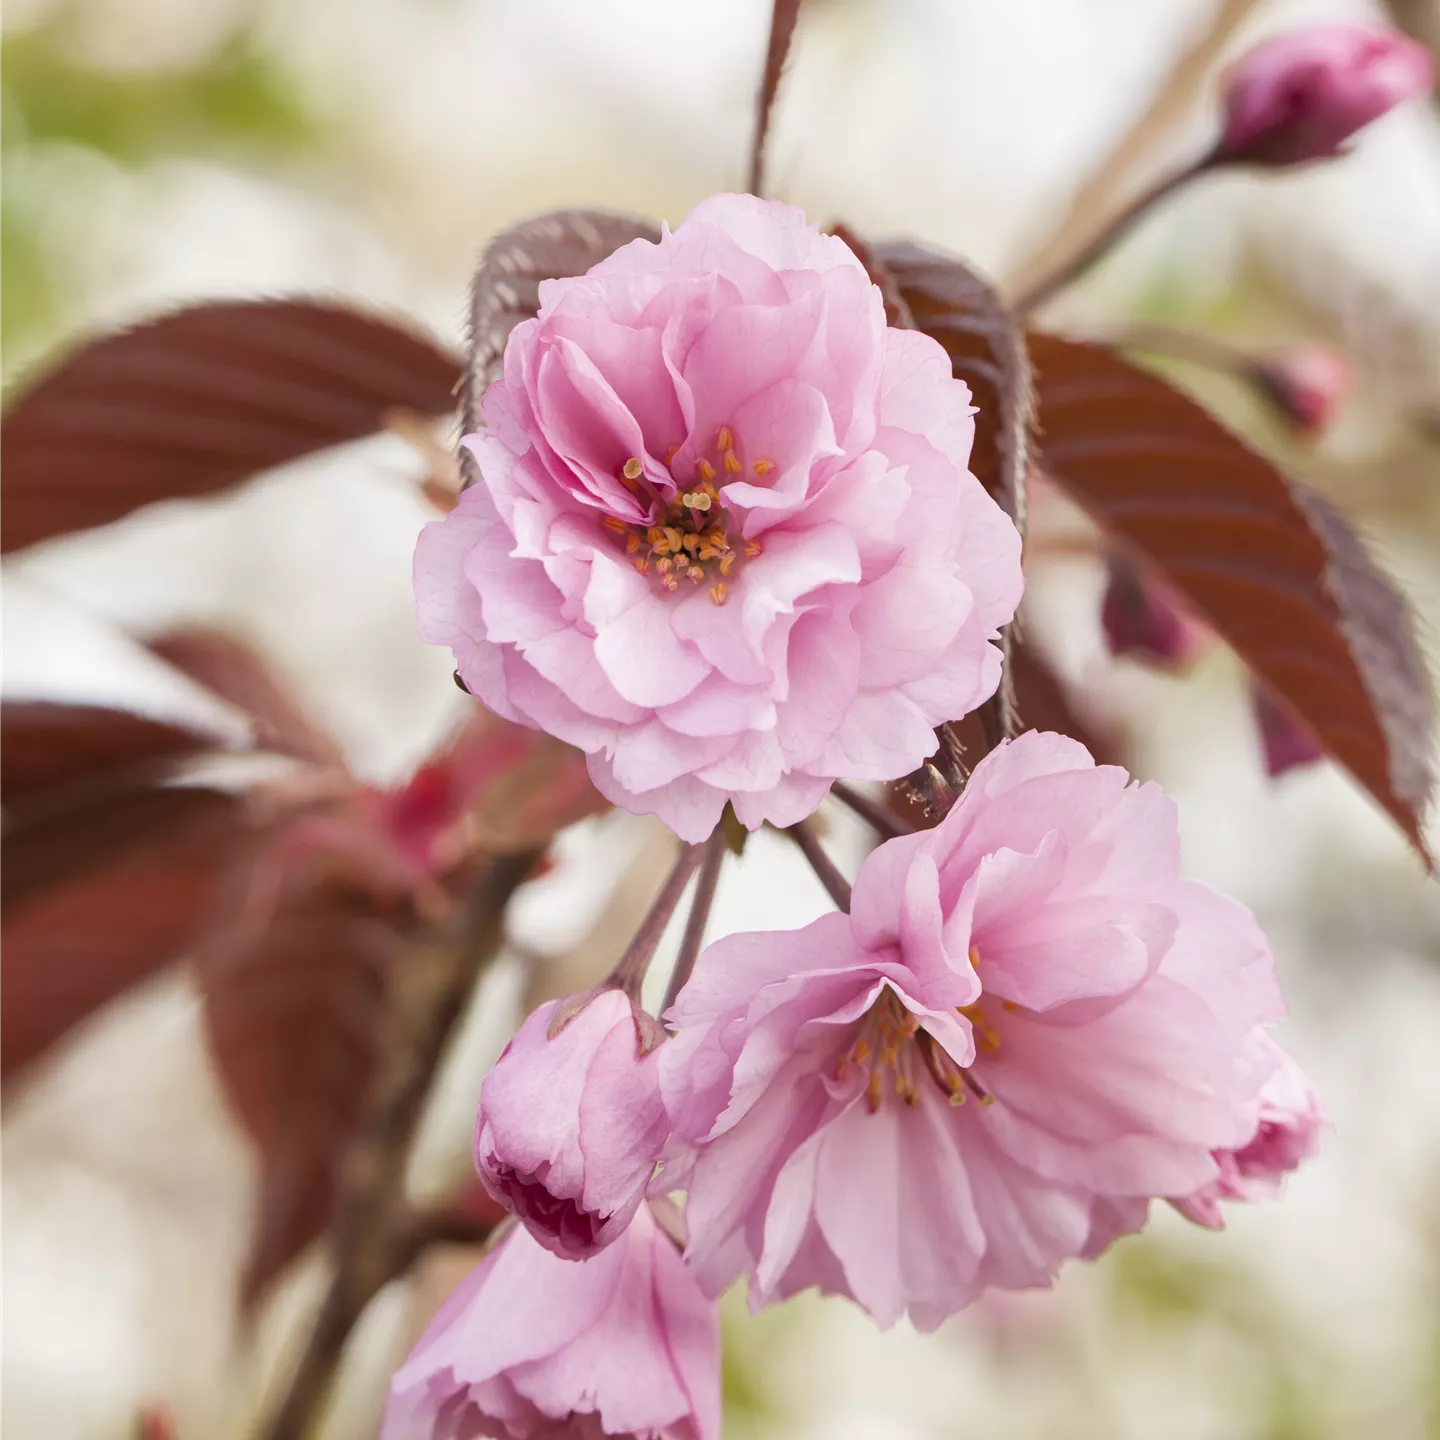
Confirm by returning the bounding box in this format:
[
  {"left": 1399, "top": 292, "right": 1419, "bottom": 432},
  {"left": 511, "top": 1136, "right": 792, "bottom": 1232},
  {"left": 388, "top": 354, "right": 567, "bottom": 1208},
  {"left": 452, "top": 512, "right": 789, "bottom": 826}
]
[
  {"left": 602, "top": 426, "right": 771, "bottom": 606},
  {"left": 839, "top": 952, "right": 1001, "bottom": 1114}
]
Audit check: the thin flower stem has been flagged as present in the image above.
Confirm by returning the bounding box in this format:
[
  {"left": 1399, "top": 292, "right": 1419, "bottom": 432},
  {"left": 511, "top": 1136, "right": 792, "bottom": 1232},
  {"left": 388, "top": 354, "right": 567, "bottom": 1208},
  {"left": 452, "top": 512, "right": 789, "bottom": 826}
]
[
  {"left": 605, "top": 841, "right": 705, "bottom": 1000},
  {"left": 1013, "top": 155, "right": 1213, "bottom": 317},
  {"left": 787, "top": 820, "right": 852, "bottom": 912},
  {"left": 829, "top": 781, "right": 913, "bottom": 840},
  {"left": 663, "top": 828, "right": 727, "bottom": 1014}
]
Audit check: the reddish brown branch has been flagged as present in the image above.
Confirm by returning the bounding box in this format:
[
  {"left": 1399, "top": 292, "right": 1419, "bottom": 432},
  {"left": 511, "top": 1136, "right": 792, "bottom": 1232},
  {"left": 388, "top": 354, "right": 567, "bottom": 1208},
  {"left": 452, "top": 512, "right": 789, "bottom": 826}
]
[
  {"left": 663, "top": 828, "right": 726, "bottom": 1013},
  {"left": 260, "top": 849, "right": 540, "bottom": 1440},
  {"left": 749, "top": 0, "right": 803, "bottom": 196},
  {"left": 786, "top": 820, "right": 851, "bottom": 912}
]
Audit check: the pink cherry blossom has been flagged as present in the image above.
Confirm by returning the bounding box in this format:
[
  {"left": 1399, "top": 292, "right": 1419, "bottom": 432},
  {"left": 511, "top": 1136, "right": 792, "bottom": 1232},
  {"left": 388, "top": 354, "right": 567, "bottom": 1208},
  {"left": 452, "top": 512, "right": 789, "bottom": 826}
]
[
  {"left": 1249, "top": 344, "right": 1352, "bottom": 437},
  {"left": 415, "top": 194, "right": 1022, "bottom": 843},
  {"left": 1253, "top": 684, "right": 1325, "bottom": 778},
  {"left": 382, "top": 1203, "right": 720, "bottom": 1440},
  {"left": 1101, "top": 554, "right": 1204, "bottom": 669},
  {"left": 475, "top": 991, "right": 669, "bottom": 1259},
  {"left": 1173, "top": 1036, "right": 1325, "bottom": 1229},
  {"left": 661, "top": 730, "right": 1310, "bottom": 1328},
  {"left": 1217, "top": 25, "right": 1433, "bottom": 167}
]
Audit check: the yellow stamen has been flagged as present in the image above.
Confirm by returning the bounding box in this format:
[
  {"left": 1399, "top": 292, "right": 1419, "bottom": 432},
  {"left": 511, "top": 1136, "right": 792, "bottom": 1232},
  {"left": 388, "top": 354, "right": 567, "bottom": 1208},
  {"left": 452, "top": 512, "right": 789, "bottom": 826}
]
[
  {"left": 625, "top": 533, "right": 640, "bottom": 553},
  {"left": 710, "top": 582, "right": 728, "bottom": 606},
  {"left": 752, "top": 459, "right": 774, "bottom": 476},
  {"left": 602, "top": 515, "right": 627, "bottom": 534},
  {"left": 723, "top": 449, "right": 743, "bottom": 473},
  {"left": 744, "top": 539, "right": 762, "bottom": 558},
  {"left": 665, "top": 442, "right": 681, "bottom": 463},
  {"left": 697, "top": 458, "right": 717, "bottom": 482},
  {"left": 633, "top": 556, "right": 650, "bottom": 574},
  {"left": 622, "top": 457, "right": 644, "bottom": 480},
  {"left": 717, "top": 426, "right": 733, "bottom": 451}
]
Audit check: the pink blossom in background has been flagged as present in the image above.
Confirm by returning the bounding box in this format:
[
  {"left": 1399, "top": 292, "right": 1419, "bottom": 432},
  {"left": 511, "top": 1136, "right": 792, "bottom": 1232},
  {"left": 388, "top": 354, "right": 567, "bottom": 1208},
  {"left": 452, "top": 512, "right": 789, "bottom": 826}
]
[
  {"left": 1217, "top": 25, "right": 1433, "bottom": 168},
  {"left": 1173, "top": 1036, "right": 1325, "bottom": 1229},
  {"left": 1100, "top": 553, "right": 1205, "bottom": 669},
  {"left": 1249, "top": 344, "right": 1353, "bottom": 436},
  {"left": 474, "top": 992, "right": 669, "bottom": 1258},
  {"left": 1253, "top": 684, "right": 1325, "bottom": 777},
  {"left": 382, "top": 1203, "right": 720, "bottom": 1440},
  {"left": 661, "top": 731, "right": 1316, "bottom": 1328},
  {"left": 415, "top": 194, "right": 1022, "bottom": 842}
]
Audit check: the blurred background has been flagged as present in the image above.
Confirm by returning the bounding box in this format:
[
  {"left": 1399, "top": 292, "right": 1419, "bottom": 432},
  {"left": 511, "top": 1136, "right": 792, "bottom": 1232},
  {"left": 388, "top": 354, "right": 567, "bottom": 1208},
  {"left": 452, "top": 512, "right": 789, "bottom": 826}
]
[{"left": 4, "top": 0, "right": 1440, "bottom": 1436}]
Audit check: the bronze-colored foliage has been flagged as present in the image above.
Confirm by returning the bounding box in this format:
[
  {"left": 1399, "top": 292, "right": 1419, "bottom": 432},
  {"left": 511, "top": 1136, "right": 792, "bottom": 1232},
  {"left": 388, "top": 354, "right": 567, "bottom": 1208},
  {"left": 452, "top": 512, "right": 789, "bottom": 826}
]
[
  {"left": 1028, "top": 332, "right": 1433, "bottom": 856},
  {"left": 199, "top": 874, "right": 403, "bottom": 1305},
  {"left": 872, "top": 239, "right": 1033, "bottom": 531},
  {"left": 147, "top": 627, "right": 342, "bottom": 767},
  {"left": 2, "top": 785, "right": 245, "bottom": 1075},
  {"left": 1, "top": 300, "right": 460, "bottom": 553},
  {"left": 1, "top": 698, "right": 224, "bottom": 808}
]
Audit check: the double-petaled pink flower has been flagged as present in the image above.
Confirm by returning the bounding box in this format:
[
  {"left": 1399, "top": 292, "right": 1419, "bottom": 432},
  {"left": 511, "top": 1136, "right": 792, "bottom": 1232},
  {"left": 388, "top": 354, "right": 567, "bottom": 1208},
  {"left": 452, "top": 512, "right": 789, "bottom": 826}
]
[
  {"left": 474, "top": 991, "right": 669, "bottom": 1259},
  {"left": 415, "top": 194, "right": 1022, "bottom": 842},
  {"left": 382, "top": 1202, "right": 720, "bottom": 1440},
  {"left": 660, "top": 731, "right": 1316, "bottom": 1328},
  {"left": 1217, "top": 24, "right": 1433, "bottom": 167}
]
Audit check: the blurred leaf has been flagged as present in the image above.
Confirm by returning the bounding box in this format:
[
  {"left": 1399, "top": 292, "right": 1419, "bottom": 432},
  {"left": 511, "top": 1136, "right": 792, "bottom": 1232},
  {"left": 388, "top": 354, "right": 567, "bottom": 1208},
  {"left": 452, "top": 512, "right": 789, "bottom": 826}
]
[
  {"left": 1028, "top": 333, "right": 1434, "bottom": 857},
  {"left": 1, "top": 300, "right": 461, "bottom": 553},
  {"left": 463, "top": 211, "right": 660, "bottom": 478},
  {"left": 1, "top": 698, "right": 225, "bottom": 809},
  {"left": 200, "top": 873, "right": 402, "bottom": 1306},
  {"left": 2, "top": 785, "right": 246, "bottom": 1075},
  {"left": 1, "top": 30, "right": 319, "bottom": 166},
  {"left": 749, "top": 0, "right": 803, "bottom": 194},
  {"left": 3, "top": 781, "right": 242, "bottom": 913},
  {"left": 871, "top": 240, "right": 1033, "bottom": 530},
  {"left": 147, "top": 627, "right": 342, "bottom": 767}
]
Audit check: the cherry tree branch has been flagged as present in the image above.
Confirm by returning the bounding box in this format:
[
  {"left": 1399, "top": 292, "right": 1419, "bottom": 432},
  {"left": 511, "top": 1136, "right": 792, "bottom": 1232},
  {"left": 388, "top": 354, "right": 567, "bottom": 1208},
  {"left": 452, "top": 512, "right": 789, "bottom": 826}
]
[
  {"left": 1007, "top": 0, "right": 1260, "bottom": 306},
  {"left": 1014, "top": 158, "right": 1211, "bottom": 316},
  {"left": 749, "top": 0, "right": 803, "bottom": 196},
  {"left": 663, "top": 828, "right": 727, "bottom": 1013},
  {"left": 787, "top": 820, "right": 851, "bottom": 911},
  {"left": 261, "top": 849, "right": 540, "bottom": 1440},
  {"left": 829, "top": 781, "right": 913, "bottom": 840}
]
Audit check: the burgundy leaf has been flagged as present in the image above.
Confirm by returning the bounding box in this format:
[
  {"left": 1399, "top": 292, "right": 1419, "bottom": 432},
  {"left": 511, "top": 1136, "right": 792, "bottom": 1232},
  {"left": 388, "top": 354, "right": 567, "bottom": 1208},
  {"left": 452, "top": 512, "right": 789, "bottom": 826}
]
[
  {"left": 200, "top": 873, "right": 403, "bottom": 1305},
  {"left": 867, "top": 238, "right": 1035, "bottom": 753},
  {"left": 1028, "top": 332, "right": 1433, "bottom": 857},
  {"left": 1, "top": 300, "right": 461, "bottom": 553},
  {"left": 2, "top": 699, "right": 225, "bottom": 810},
  {"left": 463, "top": 211, "right": 661, "bottom": 481},
  {"left": 750, "top": 0, "right": 804, "bottom": 195},
  {"left": 2, "top": 787, "right": 245, "bottom": 1076},
  {"left": 871, "top": 240, "right": 1033, "bottom": 531},
  {"left": 147, "top": 627, "right": 342, "bottom": 767}
]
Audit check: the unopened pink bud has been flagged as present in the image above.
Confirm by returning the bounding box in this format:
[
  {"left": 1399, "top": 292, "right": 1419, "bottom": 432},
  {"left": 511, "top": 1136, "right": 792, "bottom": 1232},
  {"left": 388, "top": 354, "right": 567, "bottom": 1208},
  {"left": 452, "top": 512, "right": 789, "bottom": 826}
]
[
  {"left": 1253, "top": 684, "right": 1324, "bottom": 777},
  {"left": 1248, "top": 344, "right": 1352, "bottom": 436},
  {"left": 473, "top": 990, "right": 669, "bottom": 1259},
  {"left": 1217, "top": 25, "right": 1433, "bottom": 167},
  {"left": 1101, "top": 555, "right": 1203, "bottom": 669}
]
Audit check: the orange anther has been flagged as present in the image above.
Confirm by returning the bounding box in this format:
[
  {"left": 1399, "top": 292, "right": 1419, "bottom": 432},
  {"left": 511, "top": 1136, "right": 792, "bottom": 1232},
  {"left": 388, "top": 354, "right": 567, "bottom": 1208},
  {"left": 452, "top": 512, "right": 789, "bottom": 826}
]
[
  {"left": 710, "top": 582, "right": 728, "bottom": 606},
  {"left": 723, "top": 449, "right": 743, "bottom": 473},
  {"left": 752, "top": 459, "right": 774, "bottom": 476},
  {"left": 697, "top": 458, "right": 717, "bottom": 482},
  {"left": 717, "top": 425, "right": 733, "bottom": 451}
]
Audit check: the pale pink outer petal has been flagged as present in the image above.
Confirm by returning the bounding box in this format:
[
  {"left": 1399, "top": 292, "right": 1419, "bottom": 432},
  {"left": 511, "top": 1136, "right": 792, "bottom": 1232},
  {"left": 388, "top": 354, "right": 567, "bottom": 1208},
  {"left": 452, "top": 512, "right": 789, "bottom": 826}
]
[{"left": 383, "top": 1207, "right": 719, "bottom": 1440}]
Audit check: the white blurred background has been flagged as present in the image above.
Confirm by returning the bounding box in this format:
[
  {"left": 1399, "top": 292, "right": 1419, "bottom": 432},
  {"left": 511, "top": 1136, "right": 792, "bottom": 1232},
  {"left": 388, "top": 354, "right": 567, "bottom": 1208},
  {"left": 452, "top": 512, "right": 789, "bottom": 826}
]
[{"left": 4, "top": 0, "right": 1440, "bottom": 1436}]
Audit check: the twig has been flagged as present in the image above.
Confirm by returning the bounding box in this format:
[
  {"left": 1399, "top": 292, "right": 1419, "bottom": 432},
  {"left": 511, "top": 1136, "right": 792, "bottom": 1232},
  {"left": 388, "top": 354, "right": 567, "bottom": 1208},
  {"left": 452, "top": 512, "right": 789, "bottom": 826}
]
[
  {"left": 260, "top": 849, "right": 541, "bottom": 1440},
  {"left": 603, "top": 841, "right": 704, "bottom": 1001},
  {"left": 663, "top": 828, "right": 726, "bottom": 1013},
  {"left": 1014, "top": 159, "right": 1209, "bottom": 316},
  {"left": 786, "top": 820, "right": 851, "bottom": 912},
  {"left": 749, "top": 0, "right": 803, "bottom": 196},
  {"left": 829, "top": 781, "right": 912, "bottom": 840},
  {"left": 1008, "top": 0, "right": 1260, "bottom": 307}
]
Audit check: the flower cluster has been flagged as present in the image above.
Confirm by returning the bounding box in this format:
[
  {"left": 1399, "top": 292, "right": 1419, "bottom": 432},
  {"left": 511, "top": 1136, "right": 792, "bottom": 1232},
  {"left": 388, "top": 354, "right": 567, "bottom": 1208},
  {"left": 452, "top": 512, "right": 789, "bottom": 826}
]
[{"left": 397, "top": 194, "right": 1322, "bottom": 1439}]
